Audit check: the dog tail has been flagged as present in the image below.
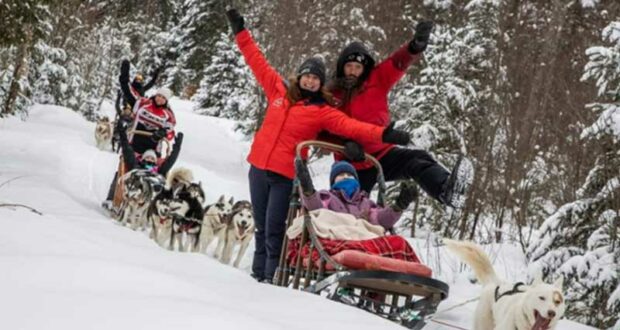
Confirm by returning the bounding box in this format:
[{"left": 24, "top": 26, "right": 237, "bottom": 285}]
[
  {"left": 444, "top": 239, "right": 499, "bottom": 285},
  {"left": 166, "top": 167, "right": 194, "bottom": 188}
]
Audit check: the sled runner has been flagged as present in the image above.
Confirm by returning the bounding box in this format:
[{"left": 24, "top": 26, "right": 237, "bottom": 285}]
[{"left": 274, "top": 141, "right": 449, "bottom": 330}]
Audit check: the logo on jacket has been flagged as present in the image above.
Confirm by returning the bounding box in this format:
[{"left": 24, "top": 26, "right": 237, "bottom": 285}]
[{"left": 272, "top": 97, "right": 284, "bottom": 107}]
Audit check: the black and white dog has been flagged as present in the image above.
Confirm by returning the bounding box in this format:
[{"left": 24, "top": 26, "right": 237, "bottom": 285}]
[
  {"left": 147, "top": 188, "right": 175, "bottom": 248},
  {"left": 220, "top": 200, "right": 254, "bottom": 268},
  {"left": 119, "top": 169, "right": 164, "bottom": 230},
  {"left": 170, "top": 181, "right": 205, "bottom": 252}
]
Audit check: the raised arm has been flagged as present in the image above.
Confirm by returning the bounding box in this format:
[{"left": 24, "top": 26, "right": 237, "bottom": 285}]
[
  {"left": 119, "top": 60, "right": 137, "bottom": 108},
  {"left": 143, "top": 67, "right": 160, "bottom": 92},
  {"left": 117, "top": 122, "right": 137, "bottom": 170},
  {"left": 372, "top": 21, "right": 433, "bottom": 91},
  {"left": 227, "top": 9, "right": 283, "bottom": 99},
  {"left": 158, "top": 132, "right": 183, "bottom": 177}
]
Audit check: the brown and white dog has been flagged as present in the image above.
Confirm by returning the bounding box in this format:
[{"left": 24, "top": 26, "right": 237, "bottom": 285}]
[
  {"left": 220, "top": 200, "right": 254, "bottom": 268},
  {"left": 94, "top": 116, "right": 113, "bottom": 150},
  {"left": 444, "top": 239, "right": 566, "bottom": 330},
  {"left": 198, "top": 195, "right": 234, "bottom": 257}
]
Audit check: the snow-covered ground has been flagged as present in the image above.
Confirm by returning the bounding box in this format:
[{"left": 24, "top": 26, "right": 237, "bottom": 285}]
[{"left": 0, "top": 101, "right": 595, "bottom": 330}]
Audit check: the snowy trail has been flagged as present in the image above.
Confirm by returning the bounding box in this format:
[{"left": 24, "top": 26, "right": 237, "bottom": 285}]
[{"left": 0, "top": 102, "right": 595, "bottom": 330}]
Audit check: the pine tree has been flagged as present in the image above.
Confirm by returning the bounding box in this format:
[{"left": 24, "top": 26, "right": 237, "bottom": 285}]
[
  {"left": 527, "top": 21, "right": 620, "bottom": 329},
  {"left": 166, "top": 0, "right": 226, "bottom": 97},
  {"left": 0, "top": 0, "right": 54, "bottom": 117}
]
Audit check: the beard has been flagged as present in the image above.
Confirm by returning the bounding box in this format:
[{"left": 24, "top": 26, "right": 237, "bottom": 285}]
[{"left": 342, "top": 75, "right": 359, "bottom": 90}]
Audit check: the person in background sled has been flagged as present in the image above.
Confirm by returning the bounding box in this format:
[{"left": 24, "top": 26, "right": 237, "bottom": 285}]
[
  {"left": 116, "top": 120, "right": 183, "bottom": 177},
  {"left": 112, "top": 90, "right": 133, "bottom": 153},
  {"left": 119, "top": 59, "right": 176, "bottom": 155},
  {"left": 297, "top": 160, "right": 417, "bottom": 231},
  {"left": 325, "top": 22, "right": 473, "bottom": 208},
  {"left": 128, "top": 66, "right": 161, "bottom": 100},
  {"left": 226, "top": 9, "right": 412, "bottom": 284}
]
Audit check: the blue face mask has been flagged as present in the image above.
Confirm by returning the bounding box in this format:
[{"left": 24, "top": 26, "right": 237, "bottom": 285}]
[
  {"left": 143, "top": 162, "right": 157, "bottom": 172},
  {"left": 331, "top": 178, "right": 360, "bottom": 199}
]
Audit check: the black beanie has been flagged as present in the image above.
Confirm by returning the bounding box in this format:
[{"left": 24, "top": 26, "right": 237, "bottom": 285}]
[{"left": 297, "top": 57, "right": 326, "bottom": 85}]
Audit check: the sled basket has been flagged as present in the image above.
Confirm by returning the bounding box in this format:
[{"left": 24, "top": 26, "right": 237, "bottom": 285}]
[{"left": 274, "top": 141, "right": 449, "bottom": 330}]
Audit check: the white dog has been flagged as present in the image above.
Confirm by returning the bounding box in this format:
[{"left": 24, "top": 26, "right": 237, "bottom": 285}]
[
  {"left": 94, "top": 116, "right": 113, "bottom": 150},
  {"left": 198, "top": 195, "right": 234, "bottom": 257},
  {"left": 220, "top": 200, "right": 254, "bottom": 268},
  {"left": 444, "top": 240, "right": 565, "bottom": 330}
]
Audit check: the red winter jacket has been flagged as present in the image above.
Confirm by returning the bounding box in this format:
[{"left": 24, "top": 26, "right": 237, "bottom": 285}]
[
  {"left": 129, "top": 97, "right": 176, "bottom": 142},
  {"left": 331, "top": 44, "right": 421, "bottom": 170},
  {"left": 236, "top": 30, "right": 387, "bottom": 179}
]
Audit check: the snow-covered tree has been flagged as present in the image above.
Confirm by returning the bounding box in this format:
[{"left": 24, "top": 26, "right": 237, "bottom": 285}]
[
  {"left": 527, "top": 21, "right": 620, "bottom": 329},
  {"left": 166, "top": 0, "right": 226, "bottom": 97},
  {"left": 192, "top": 32, "right": 256, "bottom": 117},
  {"left": 30, "top": 41, "right": 69, "bottom": 105},
  {"left": 0, "top": 1, "right": 54, "bottom": 117}
]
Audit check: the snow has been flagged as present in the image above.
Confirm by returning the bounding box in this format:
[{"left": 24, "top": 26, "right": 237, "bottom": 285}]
[
  {"left": 579, "top": 0, "right": 599, "bottom": 8},
  {"left": 0, "top": 101, "right": 596, "bottom": 330}
]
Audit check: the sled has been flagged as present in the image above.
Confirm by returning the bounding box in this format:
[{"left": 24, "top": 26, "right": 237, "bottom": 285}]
[
  {"left": 274, "top": 141, "right": 449, "bottom": 330},
  {"left": 110, "top": 130, "right": 171, "bottom": 219}
]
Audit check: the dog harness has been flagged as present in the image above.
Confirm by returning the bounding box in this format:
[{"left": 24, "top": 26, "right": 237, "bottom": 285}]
[{"left": 494, "top": 282, "right": 525, "bottom": 302}]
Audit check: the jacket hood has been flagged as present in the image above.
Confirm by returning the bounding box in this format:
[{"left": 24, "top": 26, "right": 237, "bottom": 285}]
[{"left": 335, "top": 42, "right": 376, "bottom": 81}]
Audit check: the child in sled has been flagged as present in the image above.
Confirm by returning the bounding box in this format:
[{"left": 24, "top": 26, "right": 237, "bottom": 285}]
[{"left": 293, "top": 160, "right": 423, "bottom": 264}]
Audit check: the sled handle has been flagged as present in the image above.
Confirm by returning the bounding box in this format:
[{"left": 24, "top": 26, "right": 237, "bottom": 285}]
[{"left": 295, "top": 140, "right": 387, "bottom": 207}]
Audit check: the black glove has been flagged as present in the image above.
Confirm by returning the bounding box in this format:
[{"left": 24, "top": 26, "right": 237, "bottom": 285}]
[
  {"left": 151, "top": 127, "right": 167, "bottom": 142},
  {"left": 152, "top": 66, "right": 162, "bottom": 79},
  {"left": 394, "top": 182, "right": 419, "bottom": 211},
  {"left": 409, "top": 20, "right": 434, "bottom": 54},
  {"left": 343, "top": 140, "right": 366, "bottom": 162},
  {"left": 226, "top": 9, "right": 245, "bottom": 35},
  {"left": 115, "top": 120, "right": 128, "bottom": 142},
  {"left": 120, "top": 59, "right": 130, "bottom": 83},
  {"left": 294, "top": 158, "right": 315, "bottom": 195},
  {"left": 175, "top": 132, "right": 184, "bottom": 143},
  {"left": 382, "top": 122, "right": 410, "bottom": 146}
]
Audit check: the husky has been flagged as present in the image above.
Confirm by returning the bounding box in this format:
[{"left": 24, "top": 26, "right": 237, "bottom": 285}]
[
  {"left": 147, "top": 188, "right": 175, "bottom": 248},
  {"left": 198, "top": 195, "right": 234, "bottom": 257},
  {"left": 444, "top": 239, "right": 566, "bottom": 330},
  {"left": 166, "top": 167, "right": 194, "bottom": 191},
  {"left": 220, "top": 200, "right": 254, "bottom": 268},
  {"left": 170, "top": 182, "right": 205, "bottom": 252},
  {"left": 95, "top": 116, "right": 113, "bottom": 150},
  {"left": 119, "top": 170, "right": 165, "bottom": 230}
]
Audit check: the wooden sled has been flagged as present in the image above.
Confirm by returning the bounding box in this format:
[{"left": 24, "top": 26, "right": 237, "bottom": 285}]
[{"left": 274, "top": 141, "right": 449, "bottom": 330}]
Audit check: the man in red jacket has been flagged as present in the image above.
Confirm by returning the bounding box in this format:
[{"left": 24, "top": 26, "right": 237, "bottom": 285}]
[{"left": 327, "top": 22, "right": 472, "bottom": 208}]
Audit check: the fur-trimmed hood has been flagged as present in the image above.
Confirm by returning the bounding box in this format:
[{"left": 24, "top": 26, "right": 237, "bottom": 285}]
[{"left": 166, "top": 167, "right": 194, "bottom": 189}]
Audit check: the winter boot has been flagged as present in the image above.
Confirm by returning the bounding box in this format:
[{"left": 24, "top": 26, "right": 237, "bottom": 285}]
[{"left": 439, "top": 155, "right": 474, "bottom": 208}]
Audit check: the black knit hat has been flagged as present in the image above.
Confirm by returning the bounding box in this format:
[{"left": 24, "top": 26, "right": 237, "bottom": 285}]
[{"left": 297, "top": 57, "right": 326, "bottom": 85}]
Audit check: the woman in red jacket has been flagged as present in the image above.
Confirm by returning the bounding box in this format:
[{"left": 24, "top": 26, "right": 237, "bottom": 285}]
[{"left": 226, "top": 9, "right": 411, "bottom": 283}]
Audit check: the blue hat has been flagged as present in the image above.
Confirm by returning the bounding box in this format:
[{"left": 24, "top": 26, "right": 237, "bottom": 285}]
[{"left": 330, "top": 161, "right": 358, "bottom": 185}]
